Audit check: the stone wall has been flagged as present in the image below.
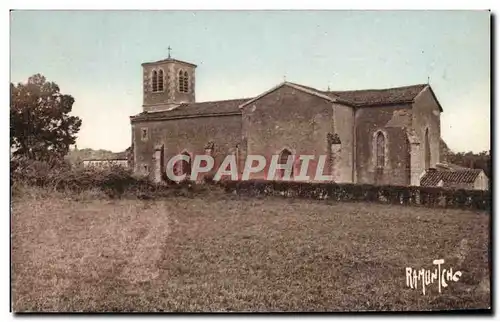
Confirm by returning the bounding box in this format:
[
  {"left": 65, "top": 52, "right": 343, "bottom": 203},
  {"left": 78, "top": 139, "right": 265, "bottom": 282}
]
[
  {"left": 355, "top": 104, "right": 413, "bottom": 186},
  {"left": 241, "top": 85, "right": 336, "bottom": 181},
  {"left": 411, "top": 86, "right": 442, "bottom": 178},
  {"left": 142, "top": 61, "right": 196, "bottom": 111},
  {"left": 132, "top": 114, "right": 242, "bottom": 180},
  {"left": 331, "top": 103, "right": 355, "bottom": 183}
]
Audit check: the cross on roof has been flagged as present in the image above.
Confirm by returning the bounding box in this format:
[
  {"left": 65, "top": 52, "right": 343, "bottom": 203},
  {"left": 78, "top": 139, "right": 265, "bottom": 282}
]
[{"left": 168, "top": 46, "right": 172, "bottom": 59}]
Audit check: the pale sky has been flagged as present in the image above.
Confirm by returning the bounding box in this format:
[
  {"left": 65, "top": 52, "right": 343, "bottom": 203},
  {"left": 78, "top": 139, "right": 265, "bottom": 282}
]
[{"left": 10, "top": 10, "right": 490, "bottom": 153}]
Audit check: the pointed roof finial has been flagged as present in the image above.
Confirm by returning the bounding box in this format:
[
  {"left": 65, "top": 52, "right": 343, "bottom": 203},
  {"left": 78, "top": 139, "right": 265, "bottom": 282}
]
[
  {"left": 427, "top": 75, "right": 430, "bottom": 84},
  {"left": 327, "top": 84, "right": 331, "bottom": 91},
  {"left": 168, "top": 46, "right": 172, "bottom": 59},
  {"left": 283, "top": 75, "right": 287, "bottom": 82}
]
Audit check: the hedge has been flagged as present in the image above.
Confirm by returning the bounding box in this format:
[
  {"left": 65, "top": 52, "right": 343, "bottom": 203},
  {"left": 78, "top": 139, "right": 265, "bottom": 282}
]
[
  {"left": 215, "top": 180, "right": 491, "bottom": 211},
  {"left": 10, "top": 158, "right": 205, "bottom": 199},
  {"left": 11, "top": 159, "right": 491, "bottom": 210}
]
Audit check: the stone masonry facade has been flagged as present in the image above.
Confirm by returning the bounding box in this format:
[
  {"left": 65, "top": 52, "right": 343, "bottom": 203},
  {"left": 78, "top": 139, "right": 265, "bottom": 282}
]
[{"left": 130, "top": 55, "right": 442, "bottom": 186}]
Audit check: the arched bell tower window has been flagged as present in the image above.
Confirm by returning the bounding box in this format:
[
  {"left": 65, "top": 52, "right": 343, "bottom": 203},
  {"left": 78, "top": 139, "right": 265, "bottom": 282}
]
[
  {"left": 178, "top": 70, "right": 184, "bottom": 92},
  {"left": 178, "top": 70, "right": 189, "bottom": 93},
  {"left": 183, "top": 71, "right": 189, "bottom": 93},
  {"left": 151, "top": 69, "right": 164, "bottom": 93},
  {"left": 157, "top": 69, "right": 164, "bottom": 92},
  {"left": 152, "top": 70, "right": 158, "bottom": 92}
]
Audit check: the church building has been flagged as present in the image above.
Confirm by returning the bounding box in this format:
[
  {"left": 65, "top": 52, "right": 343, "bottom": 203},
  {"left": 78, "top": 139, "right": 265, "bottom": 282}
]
[{"left": 130, "top": 53, "right": 442, "bottom": 186}]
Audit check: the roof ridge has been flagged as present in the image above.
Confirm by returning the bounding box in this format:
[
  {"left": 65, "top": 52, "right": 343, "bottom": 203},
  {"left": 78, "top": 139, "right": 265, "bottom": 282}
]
[
  {"left": 142, "top": 57, "right": 198, "bottom": 67},
  {"left": 285, "top": 82, "right": 323, "bottom": 93},
  {"left": 326, "top": 83, "right": 427, "bottom": 93},
  {"left": 187, "top": 97, "right": 252, "bottom": 105}
]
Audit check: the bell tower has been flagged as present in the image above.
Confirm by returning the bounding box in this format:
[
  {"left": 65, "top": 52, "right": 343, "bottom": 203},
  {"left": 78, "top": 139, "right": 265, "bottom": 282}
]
[{"left": 141, "top": 47, "right": 196, "bottom": 112}]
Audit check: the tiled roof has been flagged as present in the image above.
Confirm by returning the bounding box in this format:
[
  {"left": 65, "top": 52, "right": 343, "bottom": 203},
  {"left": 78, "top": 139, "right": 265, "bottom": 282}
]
[
  {"left": 326, "top": 84, "right": 428, "bottom": 106},
  {"left": 269, "top": 82, "right": 428, "bottom": 107},
  {"left": 435, "top": 163, "right": 468, "bottom": 171},
  {"left": 142, "top": 58, "right": 197, "bottom": 67},
  {"left": 289, "top": 82, "right": 427, "bottom": 106},
  {"left": 131, "top": 82, "right": 431, "bottom": 120},
  {"left": 420, "top": 169, "right": 483, "bottom": 187},
  {"left": 131, "top": 98, "right": 249, "bottom": 121}
]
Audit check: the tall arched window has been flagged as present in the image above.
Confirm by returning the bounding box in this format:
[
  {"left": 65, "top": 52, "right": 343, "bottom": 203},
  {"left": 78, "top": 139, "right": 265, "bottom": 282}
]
[
  {"left": 425, "top": 128, "right": 431, "bottom": 169},
  {"left": 157, "top": 69, "right": 164, "bottom": 92},
  {"left": 178, "top": 70, "right": 185, "bottom": 92},
  {"left": 404, "top": 135, "right": 411, "bottom": 185},
  {"left": 376, "top": 132, "right": 385, "bottom": 168},
  {"left": 183, "top": 71, "right": 189, "bottom": 93},
  {"left": 278, "top": 149, "right": 293, "bottom": 179},
  {"left": 152, "top": 70, "right": 158, "bottom": 92}
]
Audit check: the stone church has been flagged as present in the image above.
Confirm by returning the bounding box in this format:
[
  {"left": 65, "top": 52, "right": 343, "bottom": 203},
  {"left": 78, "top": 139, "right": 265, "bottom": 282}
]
[{"left": 130, "top": 53, "right": 442, "bottom": 186}]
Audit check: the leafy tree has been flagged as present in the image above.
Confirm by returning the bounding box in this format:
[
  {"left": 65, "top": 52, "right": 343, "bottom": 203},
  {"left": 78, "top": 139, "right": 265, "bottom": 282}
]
[
  {"left": 447, "top": 150, "right": 491, "bottom": 178},
  {"left": 440, "top": 139, "right": 490, "bottom": 178},
  {"left": 10, "top": 74, "right": 82, "bottom": 162},
  {"left": 440, "top": 138, "right": 451, "bottom": 162}
]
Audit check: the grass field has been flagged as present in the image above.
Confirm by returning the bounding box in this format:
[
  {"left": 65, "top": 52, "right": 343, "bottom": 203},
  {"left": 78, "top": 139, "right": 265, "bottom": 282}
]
[{"left": 11, "top": 187, "right": 490, "bottom": 312}]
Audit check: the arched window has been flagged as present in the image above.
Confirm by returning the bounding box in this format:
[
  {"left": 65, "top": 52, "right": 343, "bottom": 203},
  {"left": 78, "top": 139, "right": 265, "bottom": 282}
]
[
  {"left": 152, "top": 70, "right": 158, "bottom": 92},
  {"left": 157, "top": 69, "right": 164, "bottom": 92},
  {"left": 178, "top": 70, "right": 185, "bottom": 92},
  {"left": 278, "top": 149, "right": 293, "bottom": 179},
  {"left": 183, "top": 71, "right": 189, "bottom": 93},
  {"left": 425, "top": 128, "right": 430, "bottom": 169},
  {"left": 404, "top": 135, "right": 411, "bottom": 186},
  {"left": 376, "top": 132, "right": 385, "bottom": 168},
  {"left": 180, "top": 152, "right": 192, "bottom": 177}
]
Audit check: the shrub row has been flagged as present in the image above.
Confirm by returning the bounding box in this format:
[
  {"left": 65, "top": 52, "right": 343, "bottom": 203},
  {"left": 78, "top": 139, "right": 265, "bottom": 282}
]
[
  {"left": 10, "top": 158, "right": 209, "bottom": 199},
  {"left": 215, "top": 180, "right": 491, "bottom": 211},
  {"left": 11, "top": 159, "right": 491, "bottom": 210}
]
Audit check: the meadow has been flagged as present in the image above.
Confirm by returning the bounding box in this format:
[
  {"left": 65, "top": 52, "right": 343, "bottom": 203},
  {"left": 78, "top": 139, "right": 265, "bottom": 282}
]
[{"left": 11, "top": 186, "right": 490, "bottom": 312}]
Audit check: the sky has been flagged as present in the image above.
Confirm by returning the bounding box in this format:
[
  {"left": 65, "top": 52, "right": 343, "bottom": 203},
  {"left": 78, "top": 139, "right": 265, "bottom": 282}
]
[{"left": 10, "top": 10, "right": 490, "bottom": 153}]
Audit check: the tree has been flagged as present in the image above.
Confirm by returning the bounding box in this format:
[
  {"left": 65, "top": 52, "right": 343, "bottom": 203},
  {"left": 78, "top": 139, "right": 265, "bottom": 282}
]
[
  {"left": 447, "top": 150, "right": 491, "bottom": 178},
  {"left": 440, "top": 138, "right": 451, "bottom": 162},
  {"left": 10, "top": 74, "right": 82, "bottom": 162}
]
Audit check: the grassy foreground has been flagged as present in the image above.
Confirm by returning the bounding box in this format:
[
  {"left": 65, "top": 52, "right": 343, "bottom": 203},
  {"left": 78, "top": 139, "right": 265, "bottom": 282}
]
[{"left": 11, "top": 187, "right": 490, "bottom": 312}]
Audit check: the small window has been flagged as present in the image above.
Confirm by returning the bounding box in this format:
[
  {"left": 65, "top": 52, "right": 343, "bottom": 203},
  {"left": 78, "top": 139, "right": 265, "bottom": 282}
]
[
  {"left": 143, "top": 164, "right": 149, "bottom": 173},
  {"left": 424, "top": 128, "right": 431, "bottom": 169},
  {"left": 178, "top": 70, "right": 184, "bottom": 92},
  {"left": 141, "top": 128, "right": 148, "bottom": 141},
  {"left": 278, "top": 149, "right": 294, "bottom": 180},
  {"left": 180, "top": 152, "right": 191, "bottom": 176},
  {"left": 152, "top": 70, "right": 158, "bottom": 92},
  {"left": 178, "top": 70, "right": 189, "bottom": 93},
  {"left": 376, "top": 131, "right": 385, "bottom": 168},
  {"left": 183, "top": 71, "right": 189, "bottom": 93},
  {"left": 158, "top": 69, "right": 164, "bottom": 92}
]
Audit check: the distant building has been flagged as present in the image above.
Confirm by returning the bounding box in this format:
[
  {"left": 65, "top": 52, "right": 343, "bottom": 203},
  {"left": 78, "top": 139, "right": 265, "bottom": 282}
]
[
  {"left": 82, "top": 158, "right": 129, "bottom": 169},
  {"left": 420, "top": 168, "right": 489, "bottom": 190},
  {"left": 434, "top": 162, "right": 467, "bottom": 171}
]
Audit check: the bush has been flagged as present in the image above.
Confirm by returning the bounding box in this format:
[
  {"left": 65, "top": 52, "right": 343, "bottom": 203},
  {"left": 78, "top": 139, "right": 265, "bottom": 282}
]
[
  {"left": 12, "top": 158, "right": 157, "bottom": 198},
  {"left": 11, "top": 158, "right": 228, "bottom": 200},
  {"left": 214, "top": 180, "right": 491, "bottom": 211},
  {"left": 11, "top": 158, "right": 491, "bottom": 211}
]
